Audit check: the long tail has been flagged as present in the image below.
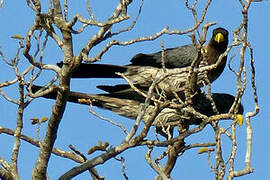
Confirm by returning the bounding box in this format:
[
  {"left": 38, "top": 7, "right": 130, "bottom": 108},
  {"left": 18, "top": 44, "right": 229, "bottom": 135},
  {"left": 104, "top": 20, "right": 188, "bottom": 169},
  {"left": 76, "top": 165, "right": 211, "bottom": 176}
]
[
  {"left": 31, "top": 85, "right": 96, "bottom": 105},
  {"left": 30, "top": 85, "right": 140, "bottom": 117},
  {"left": 57, "top": 62, "right": 127, "bottom": 78}
]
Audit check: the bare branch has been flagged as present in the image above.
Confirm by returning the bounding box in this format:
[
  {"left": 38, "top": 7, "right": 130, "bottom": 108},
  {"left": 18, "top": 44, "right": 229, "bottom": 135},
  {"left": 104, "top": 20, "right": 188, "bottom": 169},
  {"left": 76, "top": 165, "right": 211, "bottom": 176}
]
[
  {"left": 69, "top": 145, "right": 104, "bottom": 180},
  {"left": 10, "top": 81, "right": 24, "bottom": 179},
  {"left": 87, "top": 103, "right": 128, "bottom": 135},
  {"left": 145, "top": 147, "right": 171, "bottom": 180},
  {"left": 0, "top": 126, "right": 84, "bottom": 163},
  {"left": 86, "top": 0, "right": 95, "bottom": 20},
  {"left": 214, "top": 125, "right": 226, "bottom": 180},
  {"left": 64, "top": 0, "right": 68, "bottom": 22},
  {"left": 124, "top": 72, "right": 159, "bottom": 142},
  {"left": 106, "top": 0, "right": 144, "bottom": 37},
  {"left": 0, "top": 45, "right": 12, "bottom": 66},
  {"left": 53, "top": 0, "right": 63, "bottom": 18},
  {"left": 79, "top": 0, "right": 133, "bottom": 61},
  {"left": 0, "top": 89, "right": 19, "bottom": 104},
  {"left": 25, "top": 0, "right": 40, "bottom": 12},
  {"left": 120, "top": 157, "right": 129, "bottom": 180},
  {"left": 155, "top": 140, "right": 185, "bottom": 180}
]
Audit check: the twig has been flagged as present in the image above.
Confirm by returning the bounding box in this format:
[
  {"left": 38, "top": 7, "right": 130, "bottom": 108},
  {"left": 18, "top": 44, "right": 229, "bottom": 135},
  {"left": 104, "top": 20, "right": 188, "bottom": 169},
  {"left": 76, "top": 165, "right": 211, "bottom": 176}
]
[
  {"left": 0, "top": 45, "right": 12, "bottom": 66},
  {"left": 155, "top": 140, "right": 185, "bottom": 180},
  {"left": 228, "top": 122, "right": 237, "bottom": 174},
  {"left": 213, "top": 125, "right": 226, "bottom": 180},
  {"left": 25, "top": 0, "right": 37, "bottom": 12},
  {"left": 69, "top": 145, "right": 104, "bottom": 180},
  {"left": 88, "top": 103, "right": 128, "bottom": 135},
  {"left": 79, "top": 0, "right": 133, "bottom": 61},
  {"left": 228, "top": 47, "right": 240, "bottom": 76},
  {"left": 145, "top": 147, "right": 171, "bottom": 180},
  {"left": 0, "top": 126, "right": 84, "bottom": 163},
  {"left": 64, "top": 0, "right": 68, "bottom": 22},
  {"left": 161, "top": 40, "right": 167, "bottom": 72},
  {"left": 0, "top": 89, "right": 19, "bottom": 104},
  {"left": 107, "top": 0, "right": 144, "bottom": 37},
  {"left": 120, "top": 157, "right": 129, "bottom": 180},
  {"left": 86, "top": 0, "right": 95, "bottom": 20},
  {"left": 10, "top": 81, "right": 24, "bottom": 179},
  {"left": 124, "top": 72, "right": 158, "bottom": 142}
]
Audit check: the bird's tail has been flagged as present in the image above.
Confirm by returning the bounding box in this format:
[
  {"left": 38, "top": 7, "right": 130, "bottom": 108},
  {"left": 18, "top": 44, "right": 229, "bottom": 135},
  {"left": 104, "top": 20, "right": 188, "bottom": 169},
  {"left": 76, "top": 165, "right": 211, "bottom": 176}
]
[
  {"left": 30, "top": 85, "right": 140, "bottom": 119},
  {"left": 57, "top": 62, "right": 127, "bottom": 78},
  {"left": 30, "top": 84, "right": 96, "bottom": 105}
]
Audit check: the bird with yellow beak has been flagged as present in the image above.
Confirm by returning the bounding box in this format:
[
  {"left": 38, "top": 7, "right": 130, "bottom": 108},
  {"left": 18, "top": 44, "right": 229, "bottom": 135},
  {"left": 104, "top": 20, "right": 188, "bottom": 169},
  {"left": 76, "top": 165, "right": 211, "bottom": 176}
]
[{"left": 58, "top": 27, "right": 229, "bottom": 97}]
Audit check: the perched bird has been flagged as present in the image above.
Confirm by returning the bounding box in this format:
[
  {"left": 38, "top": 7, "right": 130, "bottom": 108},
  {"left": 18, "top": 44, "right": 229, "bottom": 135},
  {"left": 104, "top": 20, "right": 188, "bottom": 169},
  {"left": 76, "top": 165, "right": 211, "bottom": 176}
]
[
  {"left": 31, "top": 84, "right": 243, "bottom": 127},
  {"left": 58, "top": 27, "right": 229, "bottom": 96}
]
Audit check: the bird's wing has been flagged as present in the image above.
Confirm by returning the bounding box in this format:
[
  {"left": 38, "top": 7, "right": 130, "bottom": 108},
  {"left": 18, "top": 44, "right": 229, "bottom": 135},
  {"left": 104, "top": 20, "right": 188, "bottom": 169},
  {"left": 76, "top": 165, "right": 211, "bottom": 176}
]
[{"left": 130, "top": 45, "right": 198, "bottom": 69}]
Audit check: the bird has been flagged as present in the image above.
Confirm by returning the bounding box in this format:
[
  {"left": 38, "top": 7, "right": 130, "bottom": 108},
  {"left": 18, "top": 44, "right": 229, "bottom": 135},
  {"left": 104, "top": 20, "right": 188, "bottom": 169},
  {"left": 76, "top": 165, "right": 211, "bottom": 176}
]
[
  {"left": 58, "top": 27, "right": 229, "bottom": 96},
  {"left": 31, "top": 84, "right": 243, "bottom": 128}
]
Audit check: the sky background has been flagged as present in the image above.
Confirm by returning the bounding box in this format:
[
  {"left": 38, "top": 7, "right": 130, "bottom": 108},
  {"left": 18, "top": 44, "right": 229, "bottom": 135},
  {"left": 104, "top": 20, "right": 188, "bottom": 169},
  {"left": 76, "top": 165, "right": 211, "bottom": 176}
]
[{"left": 0, "top": 0, "right": 269, "bottom": 179}]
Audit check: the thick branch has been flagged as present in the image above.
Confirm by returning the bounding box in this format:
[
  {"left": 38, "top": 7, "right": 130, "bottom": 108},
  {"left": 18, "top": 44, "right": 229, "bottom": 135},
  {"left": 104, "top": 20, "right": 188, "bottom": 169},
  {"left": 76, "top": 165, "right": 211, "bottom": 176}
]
[{"left": 32, "top": 2, "right": 74, "bottom": 179}]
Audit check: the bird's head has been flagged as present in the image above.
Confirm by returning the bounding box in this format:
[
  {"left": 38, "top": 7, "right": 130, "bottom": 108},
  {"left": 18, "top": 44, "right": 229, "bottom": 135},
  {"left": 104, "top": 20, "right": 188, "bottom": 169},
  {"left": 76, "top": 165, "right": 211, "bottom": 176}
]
[
  {"left": 212, "top": 93, "right": 244, "bottom": 125},
  {"left": 209, "top": 27, "right": 229, "bottom": 52},
  {"left": 191, "top": 92, "right": 244, "bottom": 125}
]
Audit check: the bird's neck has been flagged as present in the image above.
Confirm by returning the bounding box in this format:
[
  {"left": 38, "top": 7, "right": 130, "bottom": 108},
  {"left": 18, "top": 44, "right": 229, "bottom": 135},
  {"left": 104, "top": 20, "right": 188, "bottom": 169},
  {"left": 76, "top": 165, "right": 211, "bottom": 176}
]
[
  {"left": 203, "top": 44, "right": 227, "bottom": 83},
  {"left": 204, "top": 44, "right": 226, "bottom": 65}
]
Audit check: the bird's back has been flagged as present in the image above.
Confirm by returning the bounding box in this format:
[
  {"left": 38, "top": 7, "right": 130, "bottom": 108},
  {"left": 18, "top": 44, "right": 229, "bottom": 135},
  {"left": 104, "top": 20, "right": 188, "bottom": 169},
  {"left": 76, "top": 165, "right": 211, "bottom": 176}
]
[{"left": 130, "top": 45, "right": 198, "bottom": 68}]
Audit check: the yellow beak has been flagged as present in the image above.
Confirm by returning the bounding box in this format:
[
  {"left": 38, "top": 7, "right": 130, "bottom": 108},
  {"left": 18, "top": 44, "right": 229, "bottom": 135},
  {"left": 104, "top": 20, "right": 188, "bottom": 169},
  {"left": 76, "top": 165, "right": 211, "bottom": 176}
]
[
  {"left": 236, "top": 114, "right": 244, "bottom": 126},
  {"left": 215, "top": 33, "right": 224, "bottom": 43}
]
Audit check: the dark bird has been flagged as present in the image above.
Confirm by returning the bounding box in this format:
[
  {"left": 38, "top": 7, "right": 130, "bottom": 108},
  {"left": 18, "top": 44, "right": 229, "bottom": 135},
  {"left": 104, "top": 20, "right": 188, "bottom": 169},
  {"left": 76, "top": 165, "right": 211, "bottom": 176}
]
[
  {"left": 31, "top": 84, "right": 243, "bottom": 127},
  {"left": 58, "top": 27, "right": 229, "bottom": 96}
]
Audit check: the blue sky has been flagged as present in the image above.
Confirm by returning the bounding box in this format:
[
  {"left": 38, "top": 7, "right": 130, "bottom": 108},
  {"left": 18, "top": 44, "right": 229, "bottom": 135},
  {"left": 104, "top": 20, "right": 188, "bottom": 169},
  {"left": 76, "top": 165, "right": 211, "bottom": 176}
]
[{"left": 0, "top": 0, "right": 269, "bottom": 179}]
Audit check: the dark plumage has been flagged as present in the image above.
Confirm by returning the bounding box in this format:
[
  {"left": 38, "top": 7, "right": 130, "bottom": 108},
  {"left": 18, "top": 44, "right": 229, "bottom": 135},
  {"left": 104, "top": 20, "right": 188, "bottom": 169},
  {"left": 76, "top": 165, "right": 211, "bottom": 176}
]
[
  {"left": 58, "top": 27, "right": 229, "bottom": 96},
  {"left": 31, "top": 84, "right": 243, "bottom": 127}
]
